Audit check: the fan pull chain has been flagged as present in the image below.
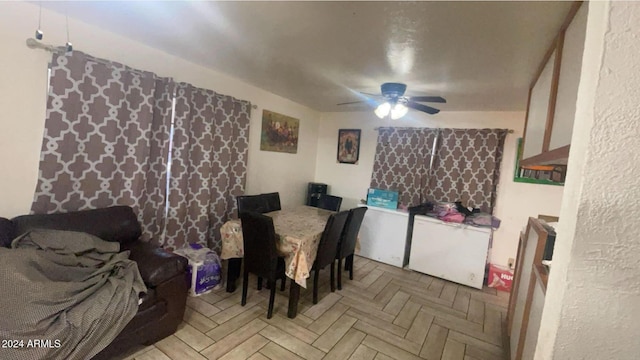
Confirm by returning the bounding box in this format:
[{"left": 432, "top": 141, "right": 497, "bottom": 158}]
[{"left": 35, "top": 2, "right": 43, "bottom": 40}]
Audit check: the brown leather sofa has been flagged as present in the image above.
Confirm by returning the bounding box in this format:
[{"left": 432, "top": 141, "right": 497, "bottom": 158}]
[{"left": 0, "top": 206, "right": 189, "bottom": 360}]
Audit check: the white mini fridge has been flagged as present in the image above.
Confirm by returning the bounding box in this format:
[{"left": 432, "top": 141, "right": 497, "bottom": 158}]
[{"left": 409, "top": 215, "right": 491, "bottom": 289}]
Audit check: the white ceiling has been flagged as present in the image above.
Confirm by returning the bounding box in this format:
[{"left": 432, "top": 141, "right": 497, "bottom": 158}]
[{"left": 40, "top": 1, "right": 573, "bottom": 113}]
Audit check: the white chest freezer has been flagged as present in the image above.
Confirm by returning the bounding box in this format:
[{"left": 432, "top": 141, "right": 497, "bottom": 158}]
[
  {"left": 356, "top": 205, "right": 409, "bottom": 268},
  {"left": 409, "top": 215, "right": 491, "bottom": 289}
]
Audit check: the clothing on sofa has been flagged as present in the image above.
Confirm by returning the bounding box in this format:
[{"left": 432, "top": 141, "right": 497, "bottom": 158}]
[{"left": 0, "top": 229, "right": 146, "bottom": 360}]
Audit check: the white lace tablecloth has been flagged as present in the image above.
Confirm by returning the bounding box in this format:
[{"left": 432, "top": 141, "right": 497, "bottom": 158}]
[{"left": 220, "top": 205, "right": 334, "bottom": 288}]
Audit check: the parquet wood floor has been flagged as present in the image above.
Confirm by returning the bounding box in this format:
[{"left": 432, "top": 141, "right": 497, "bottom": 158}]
[{"left": 115, "top": 256, "right": 510, "bottom": 360}]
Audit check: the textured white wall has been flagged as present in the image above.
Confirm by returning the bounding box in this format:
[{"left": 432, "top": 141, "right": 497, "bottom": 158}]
[
  {"left": 0, "top": 2, "right": 320, "bottom": 218},
  {"left": 314, "top": 111, "right": 565, "bottom": 267},
  {"left": 536, "top": 1, "right": 640, "bottom": 358}
]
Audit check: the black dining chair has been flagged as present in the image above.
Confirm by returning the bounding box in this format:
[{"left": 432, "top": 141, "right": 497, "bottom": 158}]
[
  {"left": 316, "top": 194, "right": 343, "bottom": 212},
  {"left": 336, "top": 206, "right": 368, "bottom": 290},
  {"left": 237, "top": 193, "right": 284, "bottom": 291},
  {"left": 311, "top": 210, "right": 349, "bottom": 304},
  {"left": 262, "top": 192, "right": 281, "bottom": 213},
  {"left": 239, "top": 211, "right": 287, "bottom": 318},
  {"left": 237, "top": 195, "right": 269, "bottom": 216}
]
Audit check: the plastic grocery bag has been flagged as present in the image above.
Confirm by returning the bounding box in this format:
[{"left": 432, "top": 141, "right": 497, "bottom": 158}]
[{"left": 174, "top": 244, "right": 222, "bottom": 296}]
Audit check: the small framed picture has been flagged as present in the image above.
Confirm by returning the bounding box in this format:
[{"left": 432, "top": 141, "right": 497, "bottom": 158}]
[{"left": 337, "top": 129, "right": 361, "bottom": 164}]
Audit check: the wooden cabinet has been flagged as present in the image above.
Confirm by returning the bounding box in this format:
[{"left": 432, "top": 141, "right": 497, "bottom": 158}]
[
  {"left": 507, "top": 218, "right": 551, "bottom": 360},
  {"left": 549, "top": 3, "right": 588, "bottom": 151},
  {"left": 521, "top": 2, "right": 587, "bottom": 166}
]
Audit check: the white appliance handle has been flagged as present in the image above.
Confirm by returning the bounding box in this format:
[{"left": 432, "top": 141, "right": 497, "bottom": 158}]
[{"left": 442, "top": 221, "right": 464, "bottom": 228}]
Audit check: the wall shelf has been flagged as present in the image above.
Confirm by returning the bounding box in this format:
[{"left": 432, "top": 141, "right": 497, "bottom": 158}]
[
  {"left": 520, "top": 145, "right": 570, "bottom": 167},
  {"left": 514, "top": 138, "right": 566, "bottom": 186}
]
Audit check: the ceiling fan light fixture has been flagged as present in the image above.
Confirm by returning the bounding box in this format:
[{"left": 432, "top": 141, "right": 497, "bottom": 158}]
[
  {"left": 339, "top": 82, "right": 444, "bottom": 117},
  {"left": 374, "top": 102, "right": 391, "bottom": 118},
  {"left": 390, "top": 103, "right": 408, "bottom": 120}
]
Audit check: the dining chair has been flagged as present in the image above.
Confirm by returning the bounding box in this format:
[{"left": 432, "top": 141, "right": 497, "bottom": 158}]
[
  {"left": 239, "top": 211, "right": 287, "bottom": 318},
  {"left": 237, "top": 194, "right": 269, "bottom": 216},
  {"left": 238, "top": 193, "right": 284, "bottom": 292},
  {"left": 262, "top": 192, "right": 281, "bottom": 213},
  {"left": 311, "top": 210, "right": 349, "bottom": 304},
  {"left": 336, "top": 206, "right": 368, "bottom": 290},
  {"left": 316, "top": 194, "right": 343, "bottom": 212}
]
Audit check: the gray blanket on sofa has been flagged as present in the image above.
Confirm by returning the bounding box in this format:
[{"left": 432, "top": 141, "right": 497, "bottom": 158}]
[{"left": 0, "top": 229, "right": 146, "bottom": 360}]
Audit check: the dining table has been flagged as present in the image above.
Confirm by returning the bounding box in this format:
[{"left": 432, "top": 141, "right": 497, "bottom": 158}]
[{"left": 220, "top": 205, "right": 334, "bottom": 318}]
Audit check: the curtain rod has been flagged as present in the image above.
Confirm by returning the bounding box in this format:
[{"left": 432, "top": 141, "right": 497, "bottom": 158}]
[
  {"left": 373, "top": 127, "right": 514, "bottom": 133},
  {"left": 26, "top": 38, "right": 66, "bottom": 54},
  {"left": 26, "top": 38, "right": 259, "bottom": 110}
]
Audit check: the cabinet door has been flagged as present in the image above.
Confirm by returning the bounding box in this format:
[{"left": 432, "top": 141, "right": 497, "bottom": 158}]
[
  {"left": 523, "top": 49, "right": 556, "bottom": 159},
  {"left": 549, "top": 4, "right": 588, "bottom": 150},
  {"left": 510, "top": 225, "right": 543, "bottom": 360},
  {"left": 522, "top": 281, "right": 546, "bottom": 360}
]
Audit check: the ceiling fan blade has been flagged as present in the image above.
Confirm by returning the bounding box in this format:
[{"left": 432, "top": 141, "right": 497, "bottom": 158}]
[
  {"left": 337, "top": 100, "right": 366, "bottom": 106},
  {"left": 408, "top": 96, "right": 446, "bottom": 103},
  {"left": 407, "top": 101, "right": 440, "bottom": 115},
  {"left": 360, "top": 92, "right": 382, "bottom": 97}
]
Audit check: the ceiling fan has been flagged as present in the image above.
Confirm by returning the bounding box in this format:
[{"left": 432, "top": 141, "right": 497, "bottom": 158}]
[{"left": 338, "top": 82, "right": 446, "bottom": 119}]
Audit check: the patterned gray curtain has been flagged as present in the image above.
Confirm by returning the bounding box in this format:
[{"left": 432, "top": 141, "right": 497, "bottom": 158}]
[
  {"left": 370, "top": 128, "right": 438, "bottom": 207},
  {"left": 163, "top": 83, "right": 251, "bottom": 251},
  {"left": 31, "top": 51, "right": 173, "bottom": 240},
  {"left": 426, "top": 128, "right": 507, "bottom": 213}
]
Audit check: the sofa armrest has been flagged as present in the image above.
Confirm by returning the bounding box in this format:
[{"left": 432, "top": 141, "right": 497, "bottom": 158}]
[{"left": 123, "top": 241, "right": 188, "bottom": 287}]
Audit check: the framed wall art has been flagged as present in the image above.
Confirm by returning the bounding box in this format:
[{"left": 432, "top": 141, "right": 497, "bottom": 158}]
[
  {"left": 260, "top": 110, "right": 299, "bottom": 154},
  {"left": 337, "top": 129, "right": 361, "bottom": 164}
]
